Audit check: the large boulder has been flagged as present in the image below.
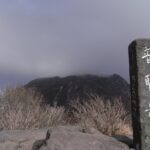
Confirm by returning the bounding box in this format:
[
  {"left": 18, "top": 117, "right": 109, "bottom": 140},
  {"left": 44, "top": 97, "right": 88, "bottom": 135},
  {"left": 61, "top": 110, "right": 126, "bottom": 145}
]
[
  {"left": 35, "top": 126, "right": 132, "bottom": 150},
  {"left": 0, "top": 126, "right": 133, "bottom": 150}
]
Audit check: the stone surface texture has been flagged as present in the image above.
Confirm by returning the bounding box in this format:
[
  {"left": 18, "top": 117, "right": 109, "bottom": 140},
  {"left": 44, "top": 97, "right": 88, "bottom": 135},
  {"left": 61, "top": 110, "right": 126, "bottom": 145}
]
[
  {"left": 0, "top": 126, "right": 132, "bottom": 150},
  {"left": 129, "top": 39, "right": 150, "bottom": 150},
  {"left": 0, "top": 129, "right": 47, "bottom": 150}
]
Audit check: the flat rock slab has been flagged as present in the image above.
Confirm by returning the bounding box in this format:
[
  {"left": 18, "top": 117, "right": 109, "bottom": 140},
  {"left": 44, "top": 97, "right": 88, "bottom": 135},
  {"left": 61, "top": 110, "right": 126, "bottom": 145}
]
[
  {"left": 0, "top": 129, "right": 48, "bottom": 150},
  {"left": 0, "top": 126, "right": 130, "bottom": 150}
]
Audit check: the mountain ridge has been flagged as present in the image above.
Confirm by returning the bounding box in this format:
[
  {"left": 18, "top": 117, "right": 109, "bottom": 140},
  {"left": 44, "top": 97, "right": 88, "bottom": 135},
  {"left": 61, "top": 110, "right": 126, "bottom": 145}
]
[{"left": 26, "top": 74, "right": 130, "bottom": 109}]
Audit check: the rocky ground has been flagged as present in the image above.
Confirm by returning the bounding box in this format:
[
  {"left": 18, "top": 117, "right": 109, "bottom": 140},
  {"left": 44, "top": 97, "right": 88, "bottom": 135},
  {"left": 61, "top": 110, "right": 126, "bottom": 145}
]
[{"left": 0, "top": 126, "right": 134, "bottom": 150}]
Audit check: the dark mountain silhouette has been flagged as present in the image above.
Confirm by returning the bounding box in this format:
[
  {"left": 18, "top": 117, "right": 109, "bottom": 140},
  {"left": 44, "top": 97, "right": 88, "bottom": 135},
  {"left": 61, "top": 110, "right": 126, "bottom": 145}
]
[{"left": 25, "top": 74, "right": 130, "bottom": 109}]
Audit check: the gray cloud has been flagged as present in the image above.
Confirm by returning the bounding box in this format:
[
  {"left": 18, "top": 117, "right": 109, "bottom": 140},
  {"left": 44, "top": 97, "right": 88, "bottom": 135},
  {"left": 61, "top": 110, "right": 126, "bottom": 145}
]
[{"left": 0, "top": 0, "right": 150, "bottom": 80}]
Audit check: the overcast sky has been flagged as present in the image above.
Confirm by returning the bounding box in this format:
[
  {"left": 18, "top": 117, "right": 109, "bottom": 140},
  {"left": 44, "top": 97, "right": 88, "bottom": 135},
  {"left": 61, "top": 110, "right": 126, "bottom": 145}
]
[{"left": 0, "top": 0, "right": 150, "bottom": 82}]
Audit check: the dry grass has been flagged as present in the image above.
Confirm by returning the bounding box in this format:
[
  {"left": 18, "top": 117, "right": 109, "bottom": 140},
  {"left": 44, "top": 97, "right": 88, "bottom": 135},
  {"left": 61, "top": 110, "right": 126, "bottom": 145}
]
[
  {"left": 0, "top": 87, "right": 132, "bottom": 136},
  {"left": 0, "top": 87, "right": 65, "bottom": 130},
  {"left": 68, "top": 96, "right": 132, "bottom": 136}
]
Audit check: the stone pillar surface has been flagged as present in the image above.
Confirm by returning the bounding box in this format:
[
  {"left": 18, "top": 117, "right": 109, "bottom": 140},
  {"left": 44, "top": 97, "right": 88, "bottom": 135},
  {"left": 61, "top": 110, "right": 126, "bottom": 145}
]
[{"left": 129, "top": 39, "right": 150, "bottom": 150}]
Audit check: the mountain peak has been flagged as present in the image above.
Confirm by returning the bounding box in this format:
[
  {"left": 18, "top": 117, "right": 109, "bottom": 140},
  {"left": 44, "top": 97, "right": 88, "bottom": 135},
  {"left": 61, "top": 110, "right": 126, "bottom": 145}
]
[{"left": 26, "top": 74, "right": 130, "bottom": 108}]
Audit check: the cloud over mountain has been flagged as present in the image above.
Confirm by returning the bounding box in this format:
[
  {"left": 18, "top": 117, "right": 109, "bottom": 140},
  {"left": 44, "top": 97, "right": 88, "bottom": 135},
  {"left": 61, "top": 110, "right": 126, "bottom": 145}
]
[{"left": 0, "top": 0, "right": 150, "bottom": 80}]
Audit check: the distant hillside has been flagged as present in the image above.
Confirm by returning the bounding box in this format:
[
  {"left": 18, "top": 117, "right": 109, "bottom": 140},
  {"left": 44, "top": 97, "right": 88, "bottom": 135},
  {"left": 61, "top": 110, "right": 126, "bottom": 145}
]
[{"left": 25, "top": 74, "right": 130, "bottom": 109}]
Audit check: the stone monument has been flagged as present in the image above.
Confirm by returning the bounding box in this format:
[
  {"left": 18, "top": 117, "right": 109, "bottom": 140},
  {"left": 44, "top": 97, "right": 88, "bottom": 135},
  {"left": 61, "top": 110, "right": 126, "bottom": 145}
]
[{"left": 129, "top": 39, "right": 150, "bottom": 150}]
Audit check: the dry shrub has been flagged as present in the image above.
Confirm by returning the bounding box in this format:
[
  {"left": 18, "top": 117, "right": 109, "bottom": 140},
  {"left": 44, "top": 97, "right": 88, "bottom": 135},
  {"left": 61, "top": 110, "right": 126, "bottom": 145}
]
[
  {"left": 0, "top": 87, "right": 132, "bottom": 136},
  {"left": 69, "top": 96, "right": 132, "bottom": 136},
  {"left": 0, "top": 87, "right": 65, "bottom": 130}
]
